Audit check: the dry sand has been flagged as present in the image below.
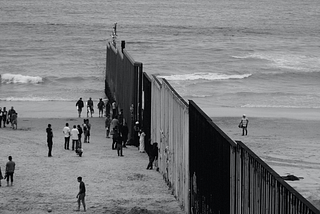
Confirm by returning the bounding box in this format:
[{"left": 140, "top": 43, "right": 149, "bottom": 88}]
[
  {"left": 0, "top": 117, "right": 184, "bottom": 214},
  {"left": 211, "top": 113, "right": 320, "bottom": 210}
]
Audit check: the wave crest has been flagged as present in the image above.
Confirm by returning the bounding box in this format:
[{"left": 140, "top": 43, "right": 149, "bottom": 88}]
[
  {"left": 158, "top": 72, "right": 251, "bottom": 81},
  {"left": 0, "top": 73, "right": 43, "bottom": 84}
]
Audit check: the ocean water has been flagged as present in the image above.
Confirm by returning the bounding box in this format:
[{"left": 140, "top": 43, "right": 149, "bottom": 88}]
[{"left": 1, "top": 0, "right": 320, "bottom": 116}]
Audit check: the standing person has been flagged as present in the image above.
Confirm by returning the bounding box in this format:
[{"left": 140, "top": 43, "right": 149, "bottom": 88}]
[
  {"left": 120, "top": 122, "right": 129, "bottom": 148},
  {"left": 76, "top": 98, "right": 84, "bottom": 118},
  {"left": 116, "top": 130, "right": 124, "bottom": 157},
  {"left": 0, "top": 107, "right": 3, "bottom": 128},
  {"left": 109, "top": 116, "right": 119, "bottom": 139},
  {"left": 0, "top": 166, "right": 3, "bottom": 186},
  {"left": 46, "top": 124, "right": 53, "bottom": 157},
  {"left": 139, "top": 129, "right": 146, "bottom": 153},
  {"left": 77, "top": 125, "right": 83, "bottom": 145},
  {"left": 87, "top": 97, "right": 94, "bottom": 117},
  {"left": 63, "top": 123, "right": 71, "bottom": 150},
  {"left": 105, "top": 115, "right": 111, "bottom": 138},
  {"left": 85, "top": 119, "right": 91, "bottom": 143},
  {"left": 133, "top": 121, "right": 140, "bottom": 147},
  {"left": 147, "top": 142, "right": 158, "bottom": 170},
  {"left": 71, "top": 125, "right": 79, "bottom": 151},
  {"left": 76, "top": 177, "right": 86, "bottom": 212},
  {"left": 83, "top": 120, "right": 88, "bottom": 143},
  {"left": 5, "top": 156, "right": 15, "bottom": 186},
  {"left": 2, "top": 107, "right": 7, "bottom": 127},
  {"left": 238, "top": 114, "right": 249, "bottom": 136},
  {"left": 112, "top": 127, "right": 120, "bottom": 151},
  {"left": 97, "top": 98, "right": 105, "bottom": 117},
  {"left": 112, "top": 102, "right": 118, "bottom": 119},
  {"left": 105, "top": 99, "right": 111, "bottom": 117},
  {"left": 7, "top": 106, "right": 16, "bottom": 124}
]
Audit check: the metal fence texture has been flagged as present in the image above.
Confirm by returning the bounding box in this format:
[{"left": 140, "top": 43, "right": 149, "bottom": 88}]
[{"left": 105, "top": 43, "right": 320, "bottom": 214}]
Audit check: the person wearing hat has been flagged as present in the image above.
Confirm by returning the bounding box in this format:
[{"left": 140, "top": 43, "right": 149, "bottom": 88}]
[{"left": 238, "top": 114, "right": 249, "bottom": 136}]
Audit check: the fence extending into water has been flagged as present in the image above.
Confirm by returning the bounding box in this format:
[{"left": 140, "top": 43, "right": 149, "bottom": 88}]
[{"left": 105, "top": 41, "right": 320, "bottom": 214}]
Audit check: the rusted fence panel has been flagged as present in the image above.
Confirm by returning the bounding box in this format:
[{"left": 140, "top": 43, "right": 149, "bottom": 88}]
[
  {"left": 151, "top": 76, "right": 190, "bottom": 213},
  {"left": 189, "top": 100, "right": 237, "bottom": 214}
]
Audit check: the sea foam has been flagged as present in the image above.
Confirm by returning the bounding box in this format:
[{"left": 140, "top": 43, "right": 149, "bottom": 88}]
[
  {"left": 0, "top": 73, "right": 43, "bottom": 84},
  {"left": 158, "top": 72, "right": 251, "bottom": 81}
]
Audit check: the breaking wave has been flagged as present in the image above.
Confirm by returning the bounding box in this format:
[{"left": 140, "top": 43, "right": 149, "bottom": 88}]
[
  {"left": 0, "top": 73, "right": 43, "bottom": 84},
  {"left": 158, "top": 72, "right": 252, "bottom": 81}
]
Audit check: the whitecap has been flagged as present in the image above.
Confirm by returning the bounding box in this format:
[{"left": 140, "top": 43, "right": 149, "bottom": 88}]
[{"left": 0, "top": 73, "right": 43, "bottom": 84}]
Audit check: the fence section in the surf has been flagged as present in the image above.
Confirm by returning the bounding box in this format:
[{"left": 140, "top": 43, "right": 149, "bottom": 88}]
[{"left": 105, "top": 39, "right": 320, "bottom": 214}]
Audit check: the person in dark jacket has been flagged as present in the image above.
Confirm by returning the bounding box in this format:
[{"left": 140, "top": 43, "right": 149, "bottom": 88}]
[
  {"left": 146, "top": 142, "right": 158, "bottom": 170},
  {"left": 46, "top": 124, "right": 53, "bottom": 157},
  {"left": 76, "top": 98, "right": 84, "bottom": 118}
]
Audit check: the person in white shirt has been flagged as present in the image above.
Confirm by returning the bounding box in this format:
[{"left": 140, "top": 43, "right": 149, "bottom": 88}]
[
  {"left": 71, "top": 125, "right": 79, "bottom": 151},
  {"left": 63, "top": 123, "right": 71, "bottom": 150}
]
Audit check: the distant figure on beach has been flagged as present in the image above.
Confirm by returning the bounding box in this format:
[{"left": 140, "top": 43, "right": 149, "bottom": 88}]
[
  {"left": 46, "top": 124, "right": 53, "bottom": 157},
  {"left": 87, "top": 98, "right": 94, "bottom": 117},
  {"left": 112, "top": 127, "right": 120, "bottom": 150},
  {"left": 133, "top": 121, "right": 140, "bottom": 147},
  {"left": 83, "top": 119, "right": 91, "bottom": 143},
  {"left": 71, "top": 125, "right": 79, "bottom": 151},
  {"left": 116, "top": 127, "right": 123, "bottom": 156},
  {"left": 76, "top": 176, "right": 86, "bottom": 212},
  {"left": 105, "top": 99, "right": 111, "bottom": 117},
  {"left": 112, "top": 102, "right": 118, "bottom": 119},
  {"left": 77, "top": 125, "right": 83, "bottom": 145},
  {"left": 5, "top": 156, "right": 15, "bottom": 186},
  {"left": 0, "top": 166, "right": 3, "bottom": 186},
  {"left": 105, "top": 115, "right": 111, "bottom": 138},
  {"left": 8, "top": 106, "right": 16, "bottom": 120},
  {"left": 63, "top": 123, "right": 71, "bottom": 150},
  {"left": 0, "top": 107, "right": 3, "bottom": 128},
  {"left": 10, "top": 112, "right": 18, "bottom": 129},
  {"left": 238, "top": 114, "right": 249, "bottom": 136},
  {"left": 110, "top": 116, "right": 119, "bottom": 139},
  {"left": 76, "top": 98, "right": 84, "bottom": 118},
  {"left": 139, "top": 129, "right": 146, "bottom": 153},
  {"left": 2, "top": 107, "right": 7, "bottom": 127},
  {"left": 97, "top": 98, "right": 105, "bottom": 117},
  {"left": 120, "top": 121, "right": 129, "bottom": 148},
  {"left": 147, "top": 142, "right": 159, "bottom": 170}
]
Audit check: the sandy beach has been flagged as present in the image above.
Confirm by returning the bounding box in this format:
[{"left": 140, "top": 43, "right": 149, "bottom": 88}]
[
  {"left": 209, "top": 108, "right": 320, "bottom": 210},
  {"left": 0, "top": 116, "right": 184, "bottom": 214}
]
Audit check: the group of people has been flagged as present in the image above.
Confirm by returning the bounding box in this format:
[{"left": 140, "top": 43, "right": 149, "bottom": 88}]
[
  {"left": 0, "top": 106, "right": 18, "bottom": 129},
  {"left": 0, "top": 156, "right": 16, "bottom": 187},
  {"left": 76, "top": 97, "right": 106, "bottom": 118}
]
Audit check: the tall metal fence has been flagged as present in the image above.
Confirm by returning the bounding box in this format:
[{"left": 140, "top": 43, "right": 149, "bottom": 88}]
[
  {"left": 150, "top": 75, "right": 190, "bottom": 211},
  {"left": 105, "top": 42, "right": 320, "bottom": 214}
]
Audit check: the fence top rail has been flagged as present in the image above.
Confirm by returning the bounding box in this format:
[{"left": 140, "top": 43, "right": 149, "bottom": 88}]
[
  {"left": 236, "top": 140, "right": 320, "bottom": 213},
  {"left": 152, "top": 74, "right": 162, "bottom": 87},
  {"left": 162, "top": 78, "right": 188, "bottom": 107},
  {"left": 189, "top": 100, "right": 237, "bottom": 147},
  {"left": 107, "top": 42, "right": 142, "bottom": 66},
  {"left": 143, "top": 72, "right": 152, "bottom": 82}
]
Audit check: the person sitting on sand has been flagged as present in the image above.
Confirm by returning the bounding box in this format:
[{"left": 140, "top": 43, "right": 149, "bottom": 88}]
[{"left": 238, "top": 114, "right": 249, "bottom": 136}]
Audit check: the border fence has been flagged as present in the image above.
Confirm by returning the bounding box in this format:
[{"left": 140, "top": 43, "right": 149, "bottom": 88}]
[{"left": 105, "top": 41, "right": 320, "bottom": 214}]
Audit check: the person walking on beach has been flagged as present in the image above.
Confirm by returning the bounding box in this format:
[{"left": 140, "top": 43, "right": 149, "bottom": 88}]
[
  {"left": 46, "top": 124, "right": 53, "bottom": 157},
  {"left": 76, "top": 176, "right": 86, "bottom": 212},
  {"left": 63, "top": 123, "right": 71, "bottom": 150},
  {"left": 76, "top": 98, "right": 84, "bottom": 118},
  {"left": 71, "top": 125, "right": 79, "bottom": 151},
  {"left": 112, "top": 127, "right": 120, "bottom": 150},
  {"left": 97, "top": 98, "right": 105, "bottom": 117},
  {"left": 2, "top": 107, "right": 7, "bottom": 127},
  {"left": 87, "top": 97, "right": 94, "bottom": 117},
  {"left": 5, "top": 156, "right": 15, "bottom": 186},
  {"left": 239, "top": 114, "right": 249, "bottom": 136},
  {"left": 77, "top": 125, "right": 83, "bottom": 145}
]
